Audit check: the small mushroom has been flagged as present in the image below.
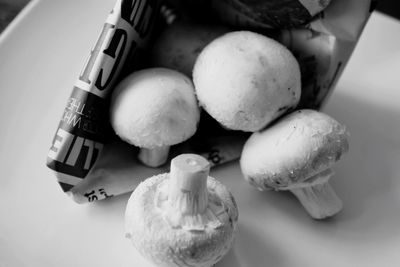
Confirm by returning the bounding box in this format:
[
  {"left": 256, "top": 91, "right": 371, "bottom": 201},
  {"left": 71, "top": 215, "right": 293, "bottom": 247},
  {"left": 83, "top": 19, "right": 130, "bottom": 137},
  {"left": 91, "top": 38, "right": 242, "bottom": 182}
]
[
  {"left": 240, "top": 109, "right": 349, "bottom": 219},
  {"left": 125, "top": 154, "right": 238, "bottom": 267},
  {"left": 110, "top": 68, "right": 200, "bottom": 167}
]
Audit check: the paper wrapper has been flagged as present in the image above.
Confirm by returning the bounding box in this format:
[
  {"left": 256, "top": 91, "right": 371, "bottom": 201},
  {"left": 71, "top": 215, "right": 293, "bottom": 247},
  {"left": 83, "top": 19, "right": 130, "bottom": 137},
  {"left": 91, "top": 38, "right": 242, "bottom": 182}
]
[
  {"left": 47, "top": 0, "right": 374, "bottom": 203},
  {"left": 46, "top": 0, "right": 164, "bottom": 193}
]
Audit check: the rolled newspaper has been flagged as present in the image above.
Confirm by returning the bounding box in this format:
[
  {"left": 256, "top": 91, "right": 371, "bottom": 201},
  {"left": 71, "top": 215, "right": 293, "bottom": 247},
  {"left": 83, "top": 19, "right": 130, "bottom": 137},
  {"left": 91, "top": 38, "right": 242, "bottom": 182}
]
[
  {"left": 47, "top": 0, "right": 162, "bottom": 192},
  {"left": 47, "top": 0, "right": 373, "bottom": 203}
]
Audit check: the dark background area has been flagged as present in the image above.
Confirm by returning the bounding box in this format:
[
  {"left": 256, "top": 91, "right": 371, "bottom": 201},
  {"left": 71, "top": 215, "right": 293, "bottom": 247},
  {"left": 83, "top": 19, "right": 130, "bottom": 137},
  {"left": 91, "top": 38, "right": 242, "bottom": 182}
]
[
  {"left": 0, "top": 0, "right": 399, "bottom": 33},
  {"left": 376, "top": 0, "right": 400, "bottom": 19},
  {"left": 0, "top": 0, "right": 28, "bottom": 32}
]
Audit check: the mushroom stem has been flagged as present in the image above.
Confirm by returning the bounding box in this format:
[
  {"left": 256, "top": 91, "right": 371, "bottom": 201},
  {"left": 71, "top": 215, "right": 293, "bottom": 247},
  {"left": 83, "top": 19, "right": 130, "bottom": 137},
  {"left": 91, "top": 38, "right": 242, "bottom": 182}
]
[
  {"left": 168, "top": 154, "right": 210, "bottom": 216},
  {"left": 289, "top": 179, "right": 343, "bottom": 220},
  {"left": 138, "top": 146, "right": 170, "bottom": 167}
]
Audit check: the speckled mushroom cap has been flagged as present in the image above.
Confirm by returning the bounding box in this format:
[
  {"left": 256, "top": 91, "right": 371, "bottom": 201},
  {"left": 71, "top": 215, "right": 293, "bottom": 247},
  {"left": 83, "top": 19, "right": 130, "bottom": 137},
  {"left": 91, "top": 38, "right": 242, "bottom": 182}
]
[
  {"left": 125, "top": 174, "right": 238, "bottom": 267},
  {"left": 240, "top": 109, "right": 349, "bottom": 190},
  {"left": 110, "top": 68, "right": 200, "bottom": 149},
  {"left": 193, "top": 31, "right": 301, "bottom": 132}
]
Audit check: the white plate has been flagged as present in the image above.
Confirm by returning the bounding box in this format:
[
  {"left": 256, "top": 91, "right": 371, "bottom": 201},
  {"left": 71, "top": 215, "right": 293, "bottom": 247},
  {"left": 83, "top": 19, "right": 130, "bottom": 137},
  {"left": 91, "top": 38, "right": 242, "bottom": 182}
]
[{"left": 1, "top": 1, "right": 400, "bottom": 266}]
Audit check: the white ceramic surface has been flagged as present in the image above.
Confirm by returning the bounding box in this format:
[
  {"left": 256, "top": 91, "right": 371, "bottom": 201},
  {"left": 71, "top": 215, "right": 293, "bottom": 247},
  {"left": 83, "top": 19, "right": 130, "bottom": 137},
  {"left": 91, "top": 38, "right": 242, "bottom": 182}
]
[{"left": 1, "top": 1, "right": 400, "bottom": 266}]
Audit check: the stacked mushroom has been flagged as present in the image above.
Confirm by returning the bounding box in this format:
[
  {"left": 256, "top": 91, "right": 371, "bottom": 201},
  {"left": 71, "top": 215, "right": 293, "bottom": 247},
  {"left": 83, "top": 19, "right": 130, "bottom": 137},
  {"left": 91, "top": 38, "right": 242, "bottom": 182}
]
[{"left": 191, "top": 30, "right": 348, "bottom": 219}]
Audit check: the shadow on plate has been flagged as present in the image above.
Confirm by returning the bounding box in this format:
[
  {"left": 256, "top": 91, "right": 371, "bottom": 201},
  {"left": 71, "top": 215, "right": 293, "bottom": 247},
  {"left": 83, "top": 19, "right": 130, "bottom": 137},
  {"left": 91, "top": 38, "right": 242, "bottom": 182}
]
[
  {"left": 313, "top": 90, "right": 400, "bottom": 241},
  {"left": 216, "top": 222, "right": 287, "bottom": 267}
]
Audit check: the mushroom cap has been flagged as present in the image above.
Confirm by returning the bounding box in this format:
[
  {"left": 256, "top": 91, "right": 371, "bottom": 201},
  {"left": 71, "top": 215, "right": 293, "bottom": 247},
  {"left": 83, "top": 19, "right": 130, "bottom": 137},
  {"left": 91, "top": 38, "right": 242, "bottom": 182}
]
[
  {"left": 110, "top": 68, "right": 200, "bottom": 148},
  {"left": 240, "top": 109, "right": 349, "bottom": 190},
  {"left": 193, "top": 31, "right": 301, "bottom": 132},
  {"left": 125, "top": 173, "right": 238, "bottom": 267}
]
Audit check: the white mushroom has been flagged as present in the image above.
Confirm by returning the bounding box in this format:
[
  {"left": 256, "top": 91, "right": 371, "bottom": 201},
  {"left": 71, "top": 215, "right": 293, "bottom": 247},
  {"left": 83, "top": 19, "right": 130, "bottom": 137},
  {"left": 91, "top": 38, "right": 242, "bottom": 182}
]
[
  {"left": 125, "top": 154, "right": 238, "bottom": 267},
  {"left": 193, "top": 31, "right": 301, "bottom": 132},
  {"left": 240, "top": 109, "right": 349, "bottom": 219},
  {"left": 110, "top": 68, "right": 200, "bottom": 167}
]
